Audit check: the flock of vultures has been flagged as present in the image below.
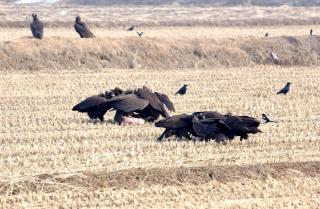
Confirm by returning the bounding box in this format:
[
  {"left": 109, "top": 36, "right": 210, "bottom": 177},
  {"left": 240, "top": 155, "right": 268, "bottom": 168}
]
[
  {"left": 73, "top": 83, "right": 291, "bottom": 142},
  {"left": 29, "top": 13, "right": 292, "bottom": 143}
]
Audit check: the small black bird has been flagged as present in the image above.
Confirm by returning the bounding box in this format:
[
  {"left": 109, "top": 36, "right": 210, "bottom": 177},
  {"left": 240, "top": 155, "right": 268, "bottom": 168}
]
[
  {"left": 30, "top": 13, "right": 44, "bottom": 39},
  {"left": 127, "top": 26, "right": 135, "bottom": 31},
  {"left": 277, "top": 82, "right": 291, "bottom": 95},
  {"left": 137, "top": 32, "right": 144, "bottom": 37},
  {"left": 175, "top": 84, "right": 188, "bottom": 95},
  {"left": 310, "top": 29, "right": 313, "bottom": 36},
  {"left": 262, "top": 114, "right": 277, "bottom": 123},
  {"left": 265, "top": 32, "right": 269, "bottom": 37}
]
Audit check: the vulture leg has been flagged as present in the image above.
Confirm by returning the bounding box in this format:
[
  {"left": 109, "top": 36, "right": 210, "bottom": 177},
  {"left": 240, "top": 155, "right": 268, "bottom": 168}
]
[{"left": 114, "top": 110, "right": 124, "bottom": 125}]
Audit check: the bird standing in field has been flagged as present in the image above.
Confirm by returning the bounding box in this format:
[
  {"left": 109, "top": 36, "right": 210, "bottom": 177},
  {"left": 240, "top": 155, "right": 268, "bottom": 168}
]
[
  {"left": 137, "top": 31, "right": 144, "bottom": 37},
  {"left": 262, "top": 114, "right": 277, "bottom": 123},
  {"left": 175, "top": 84, "right": 188, "bottom": 95},
  {"left": 264, "top": 32, "right": 269, "bottom": 37},
  {"left": 271, "top": 52, "right": 279, "bottom": 65},
  {"left": 277, "top": 82, "right": 291, "bottom": 95},
  {"left": 127, "top": 26, "right": 135, "bottom": 31},
  {"left": 30, "top": 13, "right": 44, "bottom": 39},
  {"left": 74, "top": 16, "right": 95, "bottom": 38},
  {"left": 310, "top": 29, "right": 313, "bottom": 36}
]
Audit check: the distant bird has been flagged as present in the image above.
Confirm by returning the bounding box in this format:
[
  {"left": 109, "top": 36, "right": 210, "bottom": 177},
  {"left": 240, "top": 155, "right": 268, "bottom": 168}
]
[
  {"left": 277, "top": 82, "right": 291, "bottom": 95},
  {"left": 310, "top": 29, "right": 313, "bottom": 36},
  {"left": 74, "top": 16, "right": 95, "bottom": 38},
  {"left": 265, "top": 32, "right": 269, "bottom": 37},
  {"left": 137, "top": 32, "right": 144, "bottom": 37},
  {"left": 262, "top": 114, "right": 277, "bottom": 123},
  {"left": 30, "top": 13, "right": 44, "bottom": 39},
  {"left": 127, "top": 26, "right": 135, "bottom": 31},
  {"left": 271, "top": 52, "right": 279, "bottom": 65},
  {"left": 175, "top": 84, "right": 188, "bottom": 95}
]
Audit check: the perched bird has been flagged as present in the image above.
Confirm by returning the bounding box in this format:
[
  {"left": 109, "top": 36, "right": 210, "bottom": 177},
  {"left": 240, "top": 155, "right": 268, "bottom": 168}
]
[
  {"left": 262, "top": 114, "right": 277, "bottom": 123},
  {"left": 127, "top": 26, "right": 135, "bottom": 31},
  {"left": 30, "top": 13, "right": 44, "bottom": 39},
  {"left": 74, "top": 16, "right": 95, "bottom": 38},
  {"left": 137, "top": 32, "right": 144, "bottom": 37},
  {"left": 277, "top": 82, "right": 291, "bottom": 95},
  {"left": 175, "top": 84, "right": 188, "bottom": 95},
  {"left": 264, "top": 32, "right": 269, "bottom": 37},
  {"left": 310, "top": 29, "right": 313, "bottom": 36},
  {"left": 271, "top": 52, "right": 279, "bottom": 65}
]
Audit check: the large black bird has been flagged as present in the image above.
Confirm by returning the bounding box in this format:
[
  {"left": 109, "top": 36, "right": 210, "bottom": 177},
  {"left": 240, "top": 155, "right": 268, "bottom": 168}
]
[
  {"left": 30, "top": 13, "right": 44, "bottom": 39},
  {"left": 262, "top": 114, "right": 277, "bottom": 123},
  {"left": 175, "top": 84, "right": 188, "bottom": 95},
  {"left": 277, "top": 82, "right": 291, "bottom": 95},
  {"left": 74, "top": 16, "right": 95, "bottom": 38}
]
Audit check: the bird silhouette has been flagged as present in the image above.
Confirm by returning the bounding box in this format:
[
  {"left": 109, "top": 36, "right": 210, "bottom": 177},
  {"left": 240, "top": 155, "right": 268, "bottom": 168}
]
[
  {"left": 175, "top": 84, "right": 188, "bottom": 95},
  {"left": 277, "top": 82, "right": 291, "bottom": 95},
  {"left": 265, "top": 32, "right": 269, "bottom": 37},
  {"left": 127, "top": 26, "right": 135, "bottom": 31},
  {"left": 262, "top": 114, "right": 277, "bottom": 123},
  {"left": 30, "top": 13, "right": 44, "bottom": 39},
  {"left": 310, "top": 29, "right": 313, "bottom": 36},
  {"left": 74, "top": 16, "right": 95, "bottom": 38},
  {"left": 137, "top": 32, "right": 144, "bottom": 37}
]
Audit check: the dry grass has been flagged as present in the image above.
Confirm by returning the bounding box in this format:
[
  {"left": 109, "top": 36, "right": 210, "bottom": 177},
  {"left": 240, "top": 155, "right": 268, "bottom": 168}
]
[
  {"left": 1, "top": 66, "right": 320, "bottom": 208},
  {"left": 1, "top": 35, "right": 320, "bottom": 70}
]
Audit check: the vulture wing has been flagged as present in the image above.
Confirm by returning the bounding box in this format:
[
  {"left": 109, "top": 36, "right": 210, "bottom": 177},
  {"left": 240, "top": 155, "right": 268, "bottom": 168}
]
[
  {"left": 155, "top": 92, "right": 175, "bottom": 112},
  {"left": 155, "top": 114, "right": 193, "bottom": 129},
  {"left": 72, "top": 96, "right": 108, "bottom": 112}
]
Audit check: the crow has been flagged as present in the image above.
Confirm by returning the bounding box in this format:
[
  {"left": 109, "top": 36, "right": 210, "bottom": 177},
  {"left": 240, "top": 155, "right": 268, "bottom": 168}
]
[
  {"left": 277, "top": 82, "right": 291, "bottom": 95},
  {"left": 30, "top": 13, "right": 44, "bottom": 39},
  {"left": 74, "top": 16, "right": 95, "bottom": 38},
  {"left": 175, "top": 84, "right": 188, "bottom": 95},
  {"left": 262, "top": 114, "right": 277, "bottom": 123},
  {"left": 127, "top": 26, "right": 135, "bottom": 31}
]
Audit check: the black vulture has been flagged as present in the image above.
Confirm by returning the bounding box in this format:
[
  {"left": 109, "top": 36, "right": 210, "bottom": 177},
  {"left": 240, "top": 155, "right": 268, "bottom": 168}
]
[
  {"left": 193, "top": 111, "right": 261, "bottom": 141},
  {"left": 30, "top": 13, "right": 44, "bottom": 39},
  {"left": 72, "top": 95, "right": 110, "bottom": 121},
  {"left": 127, "top": 26, "right": 135, "bottom": 31},
  {"left": 137, "top": 32, "right": 144, "bottom": 37},
  {"left": 134, "top": 86, "right": 172, "bottom": 121},
  {"left": 155, "top": 114, "right": 194, "bottom": 141},
  {"left": 175, "top": 84, "right": 188, "bottom": 95},
  {"left": 277, "top": 82, "right": 291, "bottom": 95},
  {"left": 74, "top": 16, "right": 95, "bottom": 38},
  {"left": 191, "top": 117, "right": 231, "bottom": 142},
  {"left": 262, "top": 114, "right": 277, "bottom": 123}
]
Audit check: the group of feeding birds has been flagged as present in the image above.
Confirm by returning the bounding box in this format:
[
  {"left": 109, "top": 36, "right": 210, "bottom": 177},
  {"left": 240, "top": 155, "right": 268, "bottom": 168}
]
[
  {"left": 30, "top": 13, "right": 143, "bottom": 39},
  {"left": 30, "top": 12, "right": 293, "bottom": 142},
  {"left": 73, "top": 82, "right": 291, "bottom": 142}
]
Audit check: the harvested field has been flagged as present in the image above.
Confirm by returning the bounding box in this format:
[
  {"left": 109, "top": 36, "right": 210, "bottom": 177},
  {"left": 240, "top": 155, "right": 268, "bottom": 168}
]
[
  {"left": 1, "top": 3, "right": 320, "bottom": 209},
  {"left": 1, "top": 67, "right": 320, "bottom": 208}
]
